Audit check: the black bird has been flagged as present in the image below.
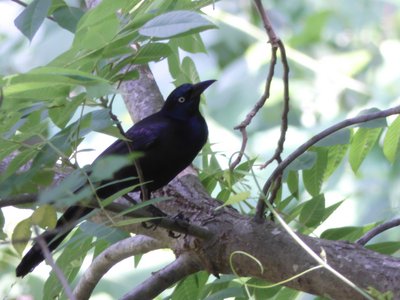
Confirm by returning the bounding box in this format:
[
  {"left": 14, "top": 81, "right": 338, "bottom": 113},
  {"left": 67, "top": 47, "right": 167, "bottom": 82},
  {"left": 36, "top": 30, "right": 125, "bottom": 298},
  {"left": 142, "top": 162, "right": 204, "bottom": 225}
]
[{"left": 16, "top": 80, "right": 216, "bottom": 277}]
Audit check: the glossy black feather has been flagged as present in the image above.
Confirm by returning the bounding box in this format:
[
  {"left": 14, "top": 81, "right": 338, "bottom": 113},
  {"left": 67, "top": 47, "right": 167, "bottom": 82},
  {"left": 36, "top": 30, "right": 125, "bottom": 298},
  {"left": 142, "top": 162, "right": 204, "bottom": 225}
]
[{"left": 16, "top": 80, "right": 215, "bottom": 277}]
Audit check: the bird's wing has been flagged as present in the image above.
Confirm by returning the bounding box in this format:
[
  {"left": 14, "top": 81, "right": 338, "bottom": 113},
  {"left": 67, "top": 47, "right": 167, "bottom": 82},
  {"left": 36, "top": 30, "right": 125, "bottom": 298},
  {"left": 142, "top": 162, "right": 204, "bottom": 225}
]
[{"left": 99, "top": 115, "right": 166, "bottom": 157}]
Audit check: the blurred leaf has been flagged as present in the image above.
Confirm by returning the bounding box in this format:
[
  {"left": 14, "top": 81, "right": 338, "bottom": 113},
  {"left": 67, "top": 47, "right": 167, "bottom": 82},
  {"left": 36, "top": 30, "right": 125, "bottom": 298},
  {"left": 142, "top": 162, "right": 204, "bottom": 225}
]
[
  {"left": 356, "top": 108, "right": 387, "bottom": 128},
  {"left": 218, "top": 191, "right": 250, "bottom": 208},
  {"left": 12, "top": 218, "right": 31, "bottom": 256},
  {"left": 323, "top": 143, "right": 349, "bottom": 180},
  {"left": 39, "top": 167, "right": 91, "bottom": 205},
  {"left": 172, "top": 271, "right": 209, "bottom": 300},
  {"left": 90, "top": 155, "right": 136, "bottom": 182},
  {"left": 303, "top": 148, "right": 327, "bottom": 197},
  {"left": 31, "top": 205, "right": 57, "bottom": 229},
  {"left": 170, "top": 33, "right": 207, "bottom": 53},
  {"left": 286, "top": 171, "right": 299, "bottom": 199},
  {"left": 43, "top": 230, "right": 93, "bottom": 299},
  {"left": 48, "top": 95, "right": 83, "bottom": 129},
  {"left": 274, "top": 287, "right": 300, "bottom": 300},
  {"left": 290, "top": 10, "right": 332, "bottom": 46},
  {"left": 72, "top": 0, "right": 131, "bottom": 50},
  {"left": 366, "top": 242, "right": 400, "bottom": 255},
  {"left": 349, "top": 127, "right": 382, "bottom": 173},
  {"left": 320, "top": 223, "right": 378, "bottom": 242},
  {"left": 53, "top": 6, "right": 84, "bottom": 33},
  {"left": 14, "top": 0, "right": 51, "bottom": 41},
  {"left": 0, "top": 209, "right": 6, "bottom": 240},
  {"left": 315, "top": 129, "right": 350, "bottom": 147},
  {"left": 321, "top": 200, "right": 345, "bottom": 223},
  {"left": 139, "top": 10, "right": 216, "bottom": 38},
  {"left": 204, "top": 287, "right": 245, "bottom": 300},
  {"left": 383, "top": 116, "right": 400, "bottom": 163},
  {"left": 285, "top": 152, "right": 317, "bottom": 176},
  {"left": 80, "top": 221, "right": 128, "bottom": 244},
  {"left": 133, "top": 43, "right": 173, "bottom": 64},
  {"left": 299, "top": 194, "right": 325, "bottom": 227}
]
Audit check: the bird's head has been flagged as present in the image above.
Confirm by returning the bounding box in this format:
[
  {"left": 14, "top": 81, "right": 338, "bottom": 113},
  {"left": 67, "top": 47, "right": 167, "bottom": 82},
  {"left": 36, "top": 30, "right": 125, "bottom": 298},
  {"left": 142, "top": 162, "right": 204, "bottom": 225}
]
[{"left": 162, "top": 80, "right": 216, "bottom": 120}]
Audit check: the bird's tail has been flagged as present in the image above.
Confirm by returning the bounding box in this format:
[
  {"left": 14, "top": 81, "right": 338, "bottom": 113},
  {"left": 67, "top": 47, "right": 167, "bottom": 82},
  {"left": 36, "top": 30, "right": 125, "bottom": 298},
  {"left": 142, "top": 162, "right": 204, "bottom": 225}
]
[{"left": 15, "top": 205, "right": 93, "bottom": 277}]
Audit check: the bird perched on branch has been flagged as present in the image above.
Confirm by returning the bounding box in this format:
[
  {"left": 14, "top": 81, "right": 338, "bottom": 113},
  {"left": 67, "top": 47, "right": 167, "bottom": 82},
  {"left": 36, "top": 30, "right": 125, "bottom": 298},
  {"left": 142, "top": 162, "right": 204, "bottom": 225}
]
[{"left": 16, "top": 80, "right": 216, "bottom": 277}]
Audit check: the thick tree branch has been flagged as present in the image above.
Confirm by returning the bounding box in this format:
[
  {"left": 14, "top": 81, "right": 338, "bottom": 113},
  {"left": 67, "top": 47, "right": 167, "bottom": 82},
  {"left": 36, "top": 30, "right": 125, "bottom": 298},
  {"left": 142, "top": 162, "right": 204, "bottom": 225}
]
[
  {"left": 74, "top": 235, "right": 164, "bottom": 300},
  {"left": 120, "top": 252, "right": 201, "bottom": 300}
]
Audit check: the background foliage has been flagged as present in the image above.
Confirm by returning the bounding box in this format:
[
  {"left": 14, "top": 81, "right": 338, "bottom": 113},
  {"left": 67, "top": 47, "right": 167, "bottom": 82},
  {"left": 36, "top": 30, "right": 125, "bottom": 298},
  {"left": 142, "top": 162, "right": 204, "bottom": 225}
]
[{"left": 1, "top": 0, "right": 400, "bottom": 299}]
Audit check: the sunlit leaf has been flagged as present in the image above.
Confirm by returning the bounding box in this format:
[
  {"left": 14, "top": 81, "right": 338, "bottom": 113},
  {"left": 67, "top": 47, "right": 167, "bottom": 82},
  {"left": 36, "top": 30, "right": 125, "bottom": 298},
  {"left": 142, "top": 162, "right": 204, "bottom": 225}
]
[
  {"left": 299, "top": 194, "right": 325, "bottom": 227},
  {"left": 12, "top": 218, "right": 31, "bottom": 255},
  {"left": 349, "top": 127, "right": 382, "bottom": 173},
  {"left": 383, "top": 115, "right": 400, "bottom": 163},
  {"left": 31, "top": 205, "right": 57, "bottom": 229},
  {"left": 303, "top": 148, "right": 327, "bottom": 197}
]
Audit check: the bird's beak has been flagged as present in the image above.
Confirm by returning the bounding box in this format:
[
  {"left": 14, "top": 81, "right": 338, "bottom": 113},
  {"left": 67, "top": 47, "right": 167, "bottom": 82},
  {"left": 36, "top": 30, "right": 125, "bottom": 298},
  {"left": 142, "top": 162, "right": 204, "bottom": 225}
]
[{"left": 192, "top": 80, "right": 216, "bottom": 97}]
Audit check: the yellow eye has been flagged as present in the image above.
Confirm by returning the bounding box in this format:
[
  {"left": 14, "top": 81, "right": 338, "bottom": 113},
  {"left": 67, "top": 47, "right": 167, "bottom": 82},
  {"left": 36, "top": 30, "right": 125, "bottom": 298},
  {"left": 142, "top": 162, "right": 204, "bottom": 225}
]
[{"left": 178, "top": 97, "right": 186, "bottom": 103}]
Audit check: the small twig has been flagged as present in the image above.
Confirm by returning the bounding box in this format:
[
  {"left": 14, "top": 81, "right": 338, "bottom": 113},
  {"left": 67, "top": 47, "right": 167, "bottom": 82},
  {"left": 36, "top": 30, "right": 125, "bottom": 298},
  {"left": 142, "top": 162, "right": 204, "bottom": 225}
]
[
  {"left": 253, "top": 0, "right": 279, "bottom": 45},
  {"left": 33, "top": 227, "right": 76, "bottom": 300},
  {"left": 261, "top": 40, "right": 290, "bottom": 170},
  {"left": 230, "top": 46, "right": 278, "bottom": 171},
  {"left": 230, "top": 0, "right": 288, "bottom": 171},
  {"left": 254, "top": 105, "right": 400, "bottom": 222},
  {"left": 356, "top": 218, "right": 400, "bottom": 246}
]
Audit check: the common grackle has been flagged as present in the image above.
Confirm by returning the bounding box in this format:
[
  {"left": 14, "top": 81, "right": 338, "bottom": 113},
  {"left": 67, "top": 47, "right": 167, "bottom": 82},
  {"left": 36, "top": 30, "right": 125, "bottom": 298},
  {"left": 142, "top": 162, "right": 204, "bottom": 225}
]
[{"left": 15, "top": 80, "right": 216, "bottom": 277}]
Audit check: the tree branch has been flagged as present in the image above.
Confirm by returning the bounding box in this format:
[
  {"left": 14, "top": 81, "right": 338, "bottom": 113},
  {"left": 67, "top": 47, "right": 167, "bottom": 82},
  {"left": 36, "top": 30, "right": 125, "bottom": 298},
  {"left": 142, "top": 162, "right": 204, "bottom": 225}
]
[
  {"left": 356, "top": 218, "right": 400, "bottom": 246},
  {"left": 120, "top": 252, "right": 201, "bottom": 300},
  {"left": 74, "top": 235, "right": 164, "bottom": 300},
  {"left": 255, "top": 105, "right": 400, "bottom": 222}
]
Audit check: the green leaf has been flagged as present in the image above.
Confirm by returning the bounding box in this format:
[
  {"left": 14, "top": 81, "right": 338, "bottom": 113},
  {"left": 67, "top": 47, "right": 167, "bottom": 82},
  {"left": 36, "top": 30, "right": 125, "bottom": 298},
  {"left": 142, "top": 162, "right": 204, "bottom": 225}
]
[
  {"left": 299, "top": 194, "right": 325, "bottom": 227},
  {"left": 320, "top": 223, "right": 378, "bottom": 241},
  {"left": 39, "top": 167, "right": 91, "bottom": 205},
  {"left": 286, "top": 171, "right": 299, "bottom": 199},
  {"left": 323, "top": 143, "right": 349, "bottom": 180},
  {"left": 43, "top": 230, "right": 93, "bottom": 299},
  {"left": 80, "top": 221, "right": 128, "bottom": 244},
  {"left": 12, "top": 218, "right": 31, "bottom": 256},
  {"left": 349, "top": 127, "right": 382, "bottom": 173},
  {"left": 48, "top": 95, "right": 83, "bottom": 129},
  {"left": 284, "top": 152, "right": 317, "bottom": 179},
  {"left": 90, "top": 155, "right": 136, "bottom": 182},
  {"left": 217, "top": 191, "right": 250, "bottom": 208},
  {"left": 321, "top": 200, "right": 345, "bottom": 223},
  {"left": 383, "top": 116, "right": 400, "bottom": 163},
  {"left": 205, "top": 287, "right": 245, "bottom": 300},
  {"left": 14, "top": 0, "right": 51, "bottom": 41},
  {"left": 31, "top": 205, "right": 57, "bottom": 229},
  {"left": 366, "top": 242, "right": 400, "bottom": 255},
  {"left": 73, "top": 8, "right": 119, "bottom": 50},
  {"left": 0, "top": 209, "right": 6, "bottom": 240},
  {"left": 139, "top": 10, "right": 216, "bottom": 38},
  {"left": 170, "top": 33, "right": 207, "bottom": 53},
  {"left": 133, "top": 43, "right": 173, "bottom": 64},
  {"left": 303, "top": 148, "right": 327, "bottom": 197},
  {"left": 356, "top": 108, "right": 387, "bottom": 128},
  {"left": 172, "top": 272, "right": 209, "bottom": 300},
  {"left": 53, "top": 6, "right": 84, "bottom": 33}
]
